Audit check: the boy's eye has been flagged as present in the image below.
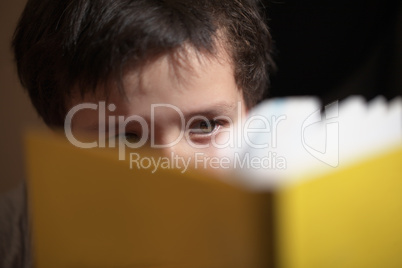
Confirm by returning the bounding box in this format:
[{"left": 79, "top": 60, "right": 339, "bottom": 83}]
[
  {"left": 189, "top": 120, "right": 220, "bottom": 135},
  {"left": 115, "top": 133, "right": 141, "bottom": 143}
]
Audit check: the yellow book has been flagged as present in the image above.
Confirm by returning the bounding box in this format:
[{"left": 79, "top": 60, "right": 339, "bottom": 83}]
[
  {"left": 25, "top": 130, "right": 273, "bottom": 268},
  {"left": 25, "top": 129, "right": 402, "bottom": 268},
  {"left": 276, "top": 145, "right": 402, "bottom": 268}
]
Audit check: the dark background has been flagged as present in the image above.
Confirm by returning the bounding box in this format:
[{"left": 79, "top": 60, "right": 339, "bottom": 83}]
[{"left": 263, "top": 0, "right": 402, "bottom": 104}]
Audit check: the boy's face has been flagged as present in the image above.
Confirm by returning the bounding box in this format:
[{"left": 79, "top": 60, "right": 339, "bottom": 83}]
[{"left": 69, "top": 47, "right": 247, "bottom": 159}]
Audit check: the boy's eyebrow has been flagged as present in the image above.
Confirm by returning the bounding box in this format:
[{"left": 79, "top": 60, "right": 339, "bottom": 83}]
[{"left": 182, "top": 101, "right": 238, "bottom": 119}]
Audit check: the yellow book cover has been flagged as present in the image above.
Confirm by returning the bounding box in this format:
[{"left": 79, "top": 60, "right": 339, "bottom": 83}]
[{"left": 25, "top": 130, "right": 274, "bottom": 268}]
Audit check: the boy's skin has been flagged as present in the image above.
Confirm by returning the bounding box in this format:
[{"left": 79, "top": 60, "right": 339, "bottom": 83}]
[{"left": 69, "top": 45, "right": 247, "bottom": 159}]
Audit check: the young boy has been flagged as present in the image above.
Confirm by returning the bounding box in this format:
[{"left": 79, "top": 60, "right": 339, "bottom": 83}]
[
  {"left": 13, "top": 0, "right": 274, "bottom": 158},
  {"left": 6, "top": 0, "right": 274, "bottom": 266}
]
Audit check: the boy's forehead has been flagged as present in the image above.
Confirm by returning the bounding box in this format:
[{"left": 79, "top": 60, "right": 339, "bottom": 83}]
[
  {"left": 115, "top": 48, "right": 239, "bottom": 113},
  {"left": 68, "top": 43, "right": 247, "bottom": 131},
  {"left": 71, "top": 42, "right": 233, "bottom": 102},
  {"left": 124, "top": 46, "right": 232, "bottom": 95}
]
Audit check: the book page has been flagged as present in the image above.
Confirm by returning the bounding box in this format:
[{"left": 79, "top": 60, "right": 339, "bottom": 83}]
[{"left": 228, "top": 96, "right": 402, "bottom": 188}]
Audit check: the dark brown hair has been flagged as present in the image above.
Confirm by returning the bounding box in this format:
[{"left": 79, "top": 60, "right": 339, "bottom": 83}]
[{"left": 13, "top": 0, "right": 274, "bottom": 126}]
